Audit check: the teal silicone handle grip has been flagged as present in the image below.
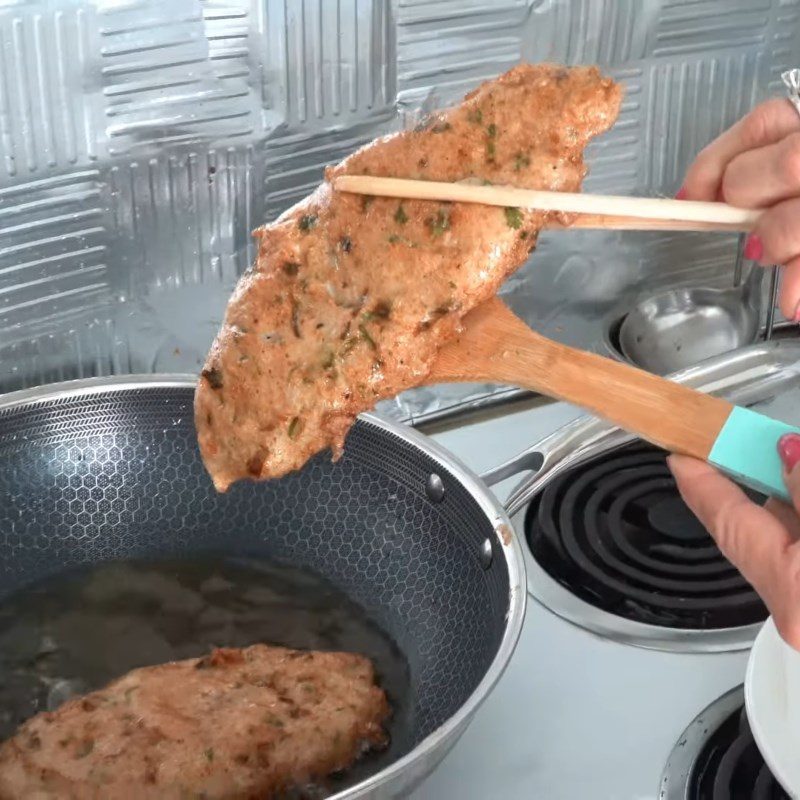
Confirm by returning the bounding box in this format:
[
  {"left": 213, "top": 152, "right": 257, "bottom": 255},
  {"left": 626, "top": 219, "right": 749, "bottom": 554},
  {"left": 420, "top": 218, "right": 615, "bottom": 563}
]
[{"left": 707, "top": 406, "right": 800, "bottom": 502}]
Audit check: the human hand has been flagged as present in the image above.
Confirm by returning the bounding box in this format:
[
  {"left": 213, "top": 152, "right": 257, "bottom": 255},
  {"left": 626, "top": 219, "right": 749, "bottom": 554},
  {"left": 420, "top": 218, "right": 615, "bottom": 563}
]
[
  {"left": 668, "top": 434, "right": 800, "bottom": 649},
  {"left": 678, "top": 98, "right": 800, "bottom": 320}
]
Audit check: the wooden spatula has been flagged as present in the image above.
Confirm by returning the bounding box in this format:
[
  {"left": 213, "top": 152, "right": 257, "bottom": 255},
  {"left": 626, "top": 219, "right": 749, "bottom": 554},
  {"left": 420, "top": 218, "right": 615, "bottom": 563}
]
[{"left": 428, "top": 299, "right": 799, "bottom": 501}]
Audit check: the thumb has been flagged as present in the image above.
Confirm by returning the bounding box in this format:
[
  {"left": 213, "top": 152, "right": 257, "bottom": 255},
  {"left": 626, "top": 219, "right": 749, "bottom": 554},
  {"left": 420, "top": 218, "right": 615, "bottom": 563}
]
[
  {"left": 778, "top": 433, "right": 800, "bottom": 516},
  {"left": 666, "top": 455, "right": 792, "bottom": 571},
  {"left": 668, "top": 454, "right": 800, "bottom": 648}
]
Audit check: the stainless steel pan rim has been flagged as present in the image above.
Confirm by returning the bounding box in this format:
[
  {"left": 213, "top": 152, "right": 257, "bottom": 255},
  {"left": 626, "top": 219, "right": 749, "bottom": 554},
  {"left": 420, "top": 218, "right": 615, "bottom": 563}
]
[{"left": 0, "top": 374, "right": 527, "bottom": 799}]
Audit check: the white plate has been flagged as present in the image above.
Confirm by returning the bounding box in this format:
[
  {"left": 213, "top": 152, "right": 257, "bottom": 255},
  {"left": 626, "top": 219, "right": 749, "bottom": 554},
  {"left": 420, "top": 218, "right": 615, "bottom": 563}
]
[{"left": 745, "top": 617, "right": 800, "bottom": 797}]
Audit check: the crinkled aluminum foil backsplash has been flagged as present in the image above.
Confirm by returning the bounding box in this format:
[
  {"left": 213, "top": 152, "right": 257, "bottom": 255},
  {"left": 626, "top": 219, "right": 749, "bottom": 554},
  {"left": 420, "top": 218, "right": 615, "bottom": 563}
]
[{"left": 0, "top": 0, "right": 797, "bottom": 423}]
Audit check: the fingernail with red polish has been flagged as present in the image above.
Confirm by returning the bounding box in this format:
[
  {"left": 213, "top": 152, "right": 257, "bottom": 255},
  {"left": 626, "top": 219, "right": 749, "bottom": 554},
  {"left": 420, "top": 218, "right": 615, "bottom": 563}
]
[
  {"left": 675, "top": 187, "right": 687, "bottom": 200},
  {"left": 778, "top": 433, "right": 800, "bottom": 473},
  {"left": 743, "top": 233, "right": 763, "bottom": 262}
]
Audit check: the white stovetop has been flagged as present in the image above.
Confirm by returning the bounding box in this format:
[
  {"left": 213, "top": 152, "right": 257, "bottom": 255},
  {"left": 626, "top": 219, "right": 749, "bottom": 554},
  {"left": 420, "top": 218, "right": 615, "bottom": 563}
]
[{"left": 409, "top": 401, "right": 750, "bottom": 800}]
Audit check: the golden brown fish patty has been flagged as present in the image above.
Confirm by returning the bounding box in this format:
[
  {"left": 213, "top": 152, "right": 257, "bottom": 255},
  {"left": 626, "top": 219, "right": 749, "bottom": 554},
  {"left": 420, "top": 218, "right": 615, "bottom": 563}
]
[{"left": 196, "top": 63, "right": 622, "bottom": 490}]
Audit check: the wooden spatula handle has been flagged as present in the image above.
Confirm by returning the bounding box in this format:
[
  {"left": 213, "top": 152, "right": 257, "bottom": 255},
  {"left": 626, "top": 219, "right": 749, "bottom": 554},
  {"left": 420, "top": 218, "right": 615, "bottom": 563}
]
[{"left": 431, "top": 299, "right": 733, "bottom": 461}]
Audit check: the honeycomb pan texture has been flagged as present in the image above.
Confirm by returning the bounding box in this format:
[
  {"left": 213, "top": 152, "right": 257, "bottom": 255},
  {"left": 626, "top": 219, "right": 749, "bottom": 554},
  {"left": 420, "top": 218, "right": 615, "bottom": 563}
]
[
  {"left": 1, "top": 0, "right": 798, "bottom": 422},
  {"left": 0, "top": 384, "right": 511, "bottom": 744}
]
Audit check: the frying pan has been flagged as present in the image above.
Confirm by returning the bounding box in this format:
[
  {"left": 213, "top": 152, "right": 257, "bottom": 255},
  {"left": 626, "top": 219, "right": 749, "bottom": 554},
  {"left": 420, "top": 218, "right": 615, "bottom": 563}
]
[{"left": 0, "top": 375, "right": 525, "bottom": 799}]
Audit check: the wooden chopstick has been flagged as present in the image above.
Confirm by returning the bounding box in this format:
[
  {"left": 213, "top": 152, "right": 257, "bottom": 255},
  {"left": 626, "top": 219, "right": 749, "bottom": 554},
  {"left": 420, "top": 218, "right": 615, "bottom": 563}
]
[
  {"left": 334, "top": 175, "right": 761, "bottom": 233},
  {"left": 544, "top": 214, "right": 747, "bottom": 233}
]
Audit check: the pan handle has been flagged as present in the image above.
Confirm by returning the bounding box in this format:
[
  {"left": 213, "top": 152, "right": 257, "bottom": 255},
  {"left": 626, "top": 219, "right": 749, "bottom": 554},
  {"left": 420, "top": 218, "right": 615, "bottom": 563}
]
[
  {"left": 480, "top": 448, "right": 544, "bottom": 487},
  {"left": 480, "top": 417, "right": 634, "bottom": 516},
  {"left": 479, "top": 340, "right": 800, "bottom": 517}
]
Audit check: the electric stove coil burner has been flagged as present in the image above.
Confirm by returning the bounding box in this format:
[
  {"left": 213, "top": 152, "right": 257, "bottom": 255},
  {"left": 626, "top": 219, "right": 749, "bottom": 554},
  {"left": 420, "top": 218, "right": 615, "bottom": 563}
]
[
  {"left": 691, "top": 707, "right": 788, "bottom": 799},
  {"left": 525, "top": 443, "right": 767, "bottom": 629},
  {"left": 660, "top": 686, "right": 788, "bottom": 799}
]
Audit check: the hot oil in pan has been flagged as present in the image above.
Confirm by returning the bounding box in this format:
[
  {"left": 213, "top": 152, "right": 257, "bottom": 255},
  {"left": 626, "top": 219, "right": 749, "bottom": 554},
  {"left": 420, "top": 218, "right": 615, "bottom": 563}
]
[{"left": 0, "top": 557, "right": 411, "bottom": 796}]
